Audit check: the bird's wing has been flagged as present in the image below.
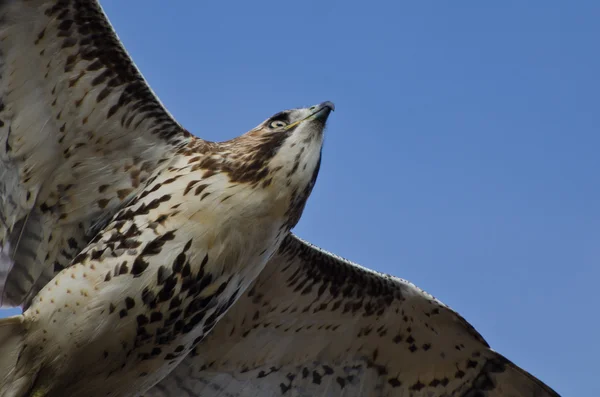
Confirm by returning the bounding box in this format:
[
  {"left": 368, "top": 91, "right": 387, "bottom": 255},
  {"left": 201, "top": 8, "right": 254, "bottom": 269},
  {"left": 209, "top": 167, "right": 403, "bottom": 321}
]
[
  {"left": 0, "top": 0, "right": 192, "bottom": 308},
  {"left": 146, "top": 233, "right": 559, "bottom": 397}
]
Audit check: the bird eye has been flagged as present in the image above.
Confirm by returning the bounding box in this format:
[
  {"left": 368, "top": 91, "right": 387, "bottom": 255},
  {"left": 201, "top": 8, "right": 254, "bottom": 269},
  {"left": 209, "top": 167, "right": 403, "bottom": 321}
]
[{"left": 269, "top": 120, "right": 288, "bottom": 129}]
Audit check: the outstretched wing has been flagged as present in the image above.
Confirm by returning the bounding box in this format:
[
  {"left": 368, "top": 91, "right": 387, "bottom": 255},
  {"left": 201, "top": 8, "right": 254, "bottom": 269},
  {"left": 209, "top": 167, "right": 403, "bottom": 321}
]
[
  {"left": 0, "top": 0, "right": 192, "bottom": 308},
  {"left": 147, "top": 234, "right": 559, "bottom": 397}
]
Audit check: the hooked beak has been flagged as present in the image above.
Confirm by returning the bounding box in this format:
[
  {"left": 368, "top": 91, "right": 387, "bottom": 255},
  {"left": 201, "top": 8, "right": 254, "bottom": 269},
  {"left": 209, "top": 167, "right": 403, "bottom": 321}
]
[
  {"left": 311, "top": 101, "right": 335, "bottom": 121},
  {"left": 284, "top": 101, "right": 335, "bottom": 130}
]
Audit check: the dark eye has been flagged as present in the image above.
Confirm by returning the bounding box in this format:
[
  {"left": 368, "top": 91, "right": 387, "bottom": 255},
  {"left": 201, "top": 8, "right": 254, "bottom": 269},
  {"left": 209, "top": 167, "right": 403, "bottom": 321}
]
[{"left": 269, "top": 120, "right": 288, "bottom": 128}]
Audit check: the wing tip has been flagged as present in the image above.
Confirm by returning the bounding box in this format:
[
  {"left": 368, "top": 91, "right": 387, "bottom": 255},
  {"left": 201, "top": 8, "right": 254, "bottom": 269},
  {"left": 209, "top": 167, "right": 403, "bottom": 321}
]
[{"left": 488, "top": 352, "right": 561, "bottom": 397}]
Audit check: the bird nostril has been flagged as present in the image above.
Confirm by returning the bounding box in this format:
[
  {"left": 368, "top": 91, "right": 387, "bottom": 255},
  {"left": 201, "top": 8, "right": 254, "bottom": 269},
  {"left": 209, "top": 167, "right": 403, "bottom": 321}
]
[{"left": 310, "top": 106, "right": 316, "bottom": 110}]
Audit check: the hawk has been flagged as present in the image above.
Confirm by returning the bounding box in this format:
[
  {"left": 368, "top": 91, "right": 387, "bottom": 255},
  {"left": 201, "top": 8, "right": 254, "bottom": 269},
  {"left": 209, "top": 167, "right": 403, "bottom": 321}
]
[{"left": 0, "top": 1, "right": 559, "bottom": 397}]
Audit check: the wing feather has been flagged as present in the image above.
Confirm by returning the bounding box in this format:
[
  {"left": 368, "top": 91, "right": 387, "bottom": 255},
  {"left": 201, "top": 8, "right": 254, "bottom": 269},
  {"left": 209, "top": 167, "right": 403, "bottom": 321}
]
[
  {"left": 0, "top": 0, "right": 193, "bottom": 307},
  {"left": 146, "top": 234, "right": 560, "bottom": 397}
]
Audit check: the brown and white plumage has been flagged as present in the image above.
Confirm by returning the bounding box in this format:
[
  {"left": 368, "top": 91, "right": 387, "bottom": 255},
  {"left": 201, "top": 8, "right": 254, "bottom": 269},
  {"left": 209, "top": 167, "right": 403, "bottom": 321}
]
[
  {"left": 0, "top": 0, "right": 189, "bottom": 309},
  {"left": 146, "top": 234, "right": 559, "bottom": 397},
  {"left": 0, "top": 1, "right": 330, "bottom": 396},
  {"left": 0, "top": 1, "right": 560, "bottom": 397}
]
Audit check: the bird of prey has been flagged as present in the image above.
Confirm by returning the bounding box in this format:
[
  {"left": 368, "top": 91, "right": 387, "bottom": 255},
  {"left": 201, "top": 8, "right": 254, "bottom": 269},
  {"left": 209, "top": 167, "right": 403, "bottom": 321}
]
[{"left": 0, "top": 1, "right": 559, "bottom": 397}]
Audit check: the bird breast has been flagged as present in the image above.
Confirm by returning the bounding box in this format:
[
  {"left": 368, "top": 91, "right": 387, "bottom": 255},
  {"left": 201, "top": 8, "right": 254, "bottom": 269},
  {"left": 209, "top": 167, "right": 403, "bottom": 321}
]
[{"left": 19, "top": 157, "right": 292, "bottom": 395}]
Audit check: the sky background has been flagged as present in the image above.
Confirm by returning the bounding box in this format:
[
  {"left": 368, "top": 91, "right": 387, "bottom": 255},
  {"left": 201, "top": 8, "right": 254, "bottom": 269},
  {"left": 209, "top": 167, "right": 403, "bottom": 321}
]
[{"left": 2, "top": 1, "right": 598, "bottom": 395}]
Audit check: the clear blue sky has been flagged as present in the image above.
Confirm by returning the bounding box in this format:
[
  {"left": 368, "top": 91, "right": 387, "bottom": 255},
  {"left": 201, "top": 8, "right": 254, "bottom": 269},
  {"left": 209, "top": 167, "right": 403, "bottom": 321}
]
[{"left": 3, "top": 1, "right": 598, "bottom": 395}]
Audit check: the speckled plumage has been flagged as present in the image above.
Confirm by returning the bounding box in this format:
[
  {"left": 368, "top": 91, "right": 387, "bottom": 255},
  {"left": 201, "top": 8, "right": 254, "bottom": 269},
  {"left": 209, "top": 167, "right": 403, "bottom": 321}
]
[
  {"left": 146, "top": 235, "right": 559, "bottom": 397},
  {"left": 0, "top": 1, "right": 559, "bottom": 397},
  {"left": 0, "top": 1, "right": 328, "bottom": 395}
]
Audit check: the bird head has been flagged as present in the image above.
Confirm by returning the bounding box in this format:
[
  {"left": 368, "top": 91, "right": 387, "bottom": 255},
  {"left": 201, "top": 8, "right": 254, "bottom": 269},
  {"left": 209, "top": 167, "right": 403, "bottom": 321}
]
[{"left": 222, "top": 101, "right": 334, "bottom": 228}]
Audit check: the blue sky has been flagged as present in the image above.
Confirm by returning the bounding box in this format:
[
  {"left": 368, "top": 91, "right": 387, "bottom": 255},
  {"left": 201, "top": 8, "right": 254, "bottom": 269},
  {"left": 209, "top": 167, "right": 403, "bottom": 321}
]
[{"left": 3, "top": 1, "right": 598, "bottom": 395}]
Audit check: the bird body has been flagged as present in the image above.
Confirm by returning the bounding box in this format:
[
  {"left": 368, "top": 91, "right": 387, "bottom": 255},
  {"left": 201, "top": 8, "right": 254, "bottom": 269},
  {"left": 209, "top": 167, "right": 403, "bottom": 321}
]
[
  {"left": 0, "top": 0, "right": 560, "bottom": 396},
  {"left": 0, "top": 69, "right": 333, "bottom": 395}
]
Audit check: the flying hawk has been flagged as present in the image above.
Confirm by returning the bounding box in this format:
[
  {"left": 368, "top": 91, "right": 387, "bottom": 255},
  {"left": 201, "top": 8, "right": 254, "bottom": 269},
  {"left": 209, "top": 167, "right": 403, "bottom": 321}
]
[{"left": 0, "top": 1, "right": 559, "bottom": 397}]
